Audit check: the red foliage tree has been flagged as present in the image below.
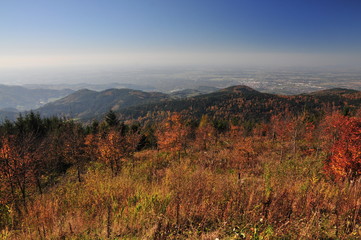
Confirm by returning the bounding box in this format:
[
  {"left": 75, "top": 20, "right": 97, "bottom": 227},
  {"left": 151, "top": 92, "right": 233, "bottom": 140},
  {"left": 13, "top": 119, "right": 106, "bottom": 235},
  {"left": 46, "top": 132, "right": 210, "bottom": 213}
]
[{"left": 325, "top": 115, "right": 361, "bottom": 180}]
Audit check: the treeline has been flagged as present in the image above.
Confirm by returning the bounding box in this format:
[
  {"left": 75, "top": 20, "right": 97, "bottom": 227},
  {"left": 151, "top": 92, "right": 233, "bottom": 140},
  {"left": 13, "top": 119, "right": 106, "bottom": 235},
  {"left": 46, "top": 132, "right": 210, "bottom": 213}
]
[
  {"left": 0, "top": 107, "right": 360, "bottom": 239},
  {"left": 0, "top": 111, "right": 153, "bottom": 222}
]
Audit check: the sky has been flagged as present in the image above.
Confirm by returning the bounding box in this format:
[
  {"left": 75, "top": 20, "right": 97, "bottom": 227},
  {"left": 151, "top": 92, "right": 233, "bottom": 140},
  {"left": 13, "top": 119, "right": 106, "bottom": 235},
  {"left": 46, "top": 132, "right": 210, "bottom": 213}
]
[{"left": 1, "top": 0, "right": 361, "bottom": 69}]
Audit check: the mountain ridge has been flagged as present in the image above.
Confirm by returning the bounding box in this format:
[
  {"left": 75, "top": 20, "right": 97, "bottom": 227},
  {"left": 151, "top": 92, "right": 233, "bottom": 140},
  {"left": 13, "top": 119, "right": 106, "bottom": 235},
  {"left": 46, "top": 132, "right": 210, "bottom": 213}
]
[
  {"left": 0, "top": 84, "right": 74, "bottom": 111},
  {"left": 37, "top": 88, "right": 169, "bottom": 120},
  {"left": 1, "top": 85, "right": 360, "bottom": 122}
]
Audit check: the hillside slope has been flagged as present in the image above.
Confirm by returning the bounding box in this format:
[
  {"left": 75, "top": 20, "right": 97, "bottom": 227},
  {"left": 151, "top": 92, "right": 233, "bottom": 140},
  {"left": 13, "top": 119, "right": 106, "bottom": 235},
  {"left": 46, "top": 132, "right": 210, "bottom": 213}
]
[
  {"left": 37, "top": 88, "right": 169, "bottom": 120},
  {"left": 0, "top": 84, "right": 73, "bottom": 111},
  {"left": 119, "top": 85, "right": 361, "bottom": 122},
  {"left": 32, "top": 85, "right": 361, "bottom": 122}
]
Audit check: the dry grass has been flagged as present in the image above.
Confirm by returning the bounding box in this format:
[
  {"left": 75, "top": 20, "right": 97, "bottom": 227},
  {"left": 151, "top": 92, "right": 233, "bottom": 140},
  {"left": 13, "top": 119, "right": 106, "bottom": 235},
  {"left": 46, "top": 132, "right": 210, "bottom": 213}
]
[{"left": 3, "top": 132, "right": 361, "bottom": 239}]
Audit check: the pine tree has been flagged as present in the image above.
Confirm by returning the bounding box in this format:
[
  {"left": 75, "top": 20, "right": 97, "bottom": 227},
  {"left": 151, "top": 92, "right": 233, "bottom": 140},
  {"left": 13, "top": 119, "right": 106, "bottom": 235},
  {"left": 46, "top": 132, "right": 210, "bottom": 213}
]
[{"left": 105, "top": 110, "right": 119, "bottom": 127}]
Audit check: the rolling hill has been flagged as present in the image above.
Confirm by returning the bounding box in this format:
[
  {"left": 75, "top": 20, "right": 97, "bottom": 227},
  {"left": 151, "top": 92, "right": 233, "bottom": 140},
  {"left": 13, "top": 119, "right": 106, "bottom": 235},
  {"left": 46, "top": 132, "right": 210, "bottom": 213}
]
[
  {"left": 169, "top": 86, "right": 219, "bottom": 99},
  {"left": 118, "top": 85, "right": 361, "bottom": 122},
  {"left": 37, "top": 88, "right": 169, "bottom": 121},
  {"left": 6, "top": 85, "right": 359, "bottom": 123},
  {"left": 0, "top": 84, "right": 73, "bottom": 111}
]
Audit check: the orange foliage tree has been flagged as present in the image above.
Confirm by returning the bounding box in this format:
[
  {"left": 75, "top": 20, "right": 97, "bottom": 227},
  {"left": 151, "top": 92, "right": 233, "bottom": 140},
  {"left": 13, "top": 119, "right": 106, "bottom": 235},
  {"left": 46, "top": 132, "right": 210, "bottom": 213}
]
[
  {"left": 195, "top": 115, "right": 216, "bottom": 150},
  {"left": 156, "top": 113, "right": 190, "bottom": 157},
  {"left": 84, "top": 133, "right": 99, "bottom": 162},
  {"left": 97, "top": 128, "right": 141, "bottom": 176},
  {"left": 98, "top": 130, "right": 125, "bottom": 176}
]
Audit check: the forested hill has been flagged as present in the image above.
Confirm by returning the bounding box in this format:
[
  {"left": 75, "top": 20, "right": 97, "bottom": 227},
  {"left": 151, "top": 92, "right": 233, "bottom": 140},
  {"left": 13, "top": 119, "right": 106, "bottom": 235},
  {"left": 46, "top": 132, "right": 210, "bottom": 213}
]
[
  {"left": 0, "top": 86, "right": 361, "bottom": 239},
  {"left": 118, "top": 85, "right": 361, "bottom": 122},
  {"left": 36, "top": 88, "right": 169, "bottom": 121},
  {"left": 27, "top": 85, "right": 361, "bottom": 123}
]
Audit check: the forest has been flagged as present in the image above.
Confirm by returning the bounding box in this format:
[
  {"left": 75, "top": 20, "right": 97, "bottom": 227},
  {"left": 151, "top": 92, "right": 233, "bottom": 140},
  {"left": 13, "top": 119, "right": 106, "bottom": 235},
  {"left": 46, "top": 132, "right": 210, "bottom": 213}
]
[{"left": 0, "top": 103, "right": 360, "bottom": 239}]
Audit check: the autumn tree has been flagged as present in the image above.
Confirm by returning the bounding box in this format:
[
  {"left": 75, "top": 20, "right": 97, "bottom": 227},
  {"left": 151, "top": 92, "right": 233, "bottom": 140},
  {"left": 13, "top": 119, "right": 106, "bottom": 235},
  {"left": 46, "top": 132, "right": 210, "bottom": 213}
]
[
  {"left": 324, "top": 115, "right": 361, "bottom": 180},
  {"left": 84, "top": 133, "right": 99, "bottom": 162},
  {"left": 0, "top": 135, "right": 35, "bottom": 214},
  {"left": 195, "top": 115, "right": 216, "bottom": 150},
  {"left": 61, "top": 122, "right": 87, "bottom": 182},
  {"left": 125, "top": 124, "right": 142, "bottom": 167},
  {"left": 0, "top": 113, "right": 67, "bottom": 218},
  {"left": 156, "top": 113, "right": 190, "bottom": 159},
  {"left": 270, "top": 113, "right": 313, "bottom": 156},
  {"left": 97, "top": 126, "right": 140, "bottom": 176}
]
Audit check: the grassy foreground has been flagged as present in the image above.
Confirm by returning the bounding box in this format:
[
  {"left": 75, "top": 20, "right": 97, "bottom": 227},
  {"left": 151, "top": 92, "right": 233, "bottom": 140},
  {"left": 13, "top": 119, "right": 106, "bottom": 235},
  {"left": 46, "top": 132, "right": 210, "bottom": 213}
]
[{"left": 3, "top": 132, "right": 360, "bottom": 239}]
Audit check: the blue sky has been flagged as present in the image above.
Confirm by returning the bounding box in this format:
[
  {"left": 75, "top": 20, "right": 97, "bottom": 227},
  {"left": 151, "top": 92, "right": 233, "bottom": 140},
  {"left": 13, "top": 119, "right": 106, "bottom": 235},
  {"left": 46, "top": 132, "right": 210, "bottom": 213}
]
[{"left": 1, "top": 0, "right": 361, "bottom": 68}]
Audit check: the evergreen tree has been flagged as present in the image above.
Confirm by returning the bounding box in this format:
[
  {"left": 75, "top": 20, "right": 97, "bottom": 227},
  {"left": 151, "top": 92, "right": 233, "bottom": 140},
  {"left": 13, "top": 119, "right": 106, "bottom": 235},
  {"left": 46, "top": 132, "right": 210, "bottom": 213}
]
[{"left": 105, "top": 110, "right": 119, "bottom": 127}]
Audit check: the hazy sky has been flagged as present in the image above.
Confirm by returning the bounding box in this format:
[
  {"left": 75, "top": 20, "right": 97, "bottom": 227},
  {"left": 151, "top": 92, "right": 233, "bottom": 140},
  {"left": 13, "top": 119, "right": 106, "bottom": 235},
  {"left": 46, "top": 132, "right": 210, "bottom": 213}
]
[{"left": 1, "top": 0, "right": 361, "bottom": 69}]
